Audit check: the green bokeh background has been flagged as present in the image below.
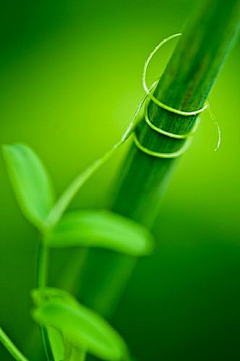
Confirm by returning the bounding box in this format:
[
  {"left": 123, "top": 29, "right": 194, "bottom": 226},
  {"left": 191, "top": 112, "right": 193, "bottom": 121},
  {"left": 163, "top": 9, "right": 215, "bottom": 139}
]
[{"left": 0, "top": 0, "right": 240, "bottom": 360}]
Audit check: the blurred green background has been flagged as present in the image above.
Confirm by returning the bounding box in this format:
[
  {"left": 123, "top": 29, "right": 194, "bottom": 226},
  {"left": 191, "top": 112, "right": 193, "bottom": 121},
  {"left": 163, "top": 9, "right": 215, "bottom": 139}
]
[{"left": 0, "top": 0, "right": 240, "bottom": 360}]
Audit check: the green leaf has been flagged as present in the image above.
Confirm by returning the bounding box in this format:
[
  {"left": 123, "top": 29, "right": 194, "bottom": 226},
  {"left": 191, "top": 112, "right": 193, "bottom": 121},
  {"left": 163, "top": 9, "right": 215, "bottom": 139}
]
[
  {"left": 47, "top": 327, "right": 64, "bottom": 361},
  {"left": 31, "top": 288, "right": 127, "bottom": 361},
  {"left": 45, "top": 210, "right": 154, "bottom": 256},
  {"left": 2, "top": 143, "right": 54, "bottom": 229}
]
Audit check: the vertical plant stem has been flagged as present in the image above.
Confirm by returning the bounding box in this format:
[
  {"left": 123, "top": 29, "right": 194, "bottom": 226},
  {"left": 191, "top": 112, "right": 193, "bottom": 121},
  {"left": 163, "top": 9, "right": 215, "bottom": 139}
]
[
  {"left": 78, "top": 0, "right": 240, "bottom": 317},
  {"left": 0, "top": 327, "right": 29, "bottom": 361},
  {"left": 38, "top": 243, "right": 49, "bottom": 290},
  {"left": 37, "top": 242, "right": 53, "bottom": 361}
]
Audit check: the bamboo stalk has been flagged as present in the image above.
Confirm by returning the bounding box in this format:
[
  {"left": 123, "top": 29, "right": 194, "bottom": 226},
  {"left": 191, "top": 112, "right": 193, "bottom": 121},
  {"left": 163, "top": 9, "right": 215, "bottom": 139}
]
[{"left": 78, "top": 0, "right": 240, "bottom": 317}]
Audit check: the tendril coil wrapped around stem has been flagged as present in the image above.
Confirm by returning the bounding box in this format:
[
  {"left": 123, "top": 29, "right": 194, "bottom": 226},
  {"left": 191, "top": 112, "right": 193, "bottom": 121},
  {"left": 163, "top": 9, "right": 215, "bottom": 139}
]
[{"left": 134, "top": 33, "right": 209, "bottom": 158}]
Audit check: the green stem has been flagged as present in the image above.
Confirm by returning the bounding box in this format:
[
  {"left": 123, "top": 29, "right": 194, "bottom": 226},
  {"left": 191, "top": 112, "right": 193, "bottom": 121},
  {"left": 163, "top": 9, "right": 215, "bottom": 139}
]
[
  {"left": 37, "top": 242, "right": 54, "bottom": 361},
  {"left": 38, "top": 243, "right": 49, "bottom": 290},
  {"left": 0, "top": 327, "right": 29, "bottom": 361},
  {"left": 77, "top": 0, "right": 240, "bottom": 317}
]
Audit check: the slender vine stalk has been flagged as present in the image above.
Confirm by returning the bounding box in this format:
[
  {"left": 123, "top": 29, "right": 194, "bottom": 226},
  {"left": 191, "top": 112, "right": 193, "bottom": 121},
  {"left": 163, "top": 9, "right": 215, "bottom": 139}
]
[
  {"left": 0, "top": 328, "right": 28, "bottom": 361},
  {"left": 37, "top": 242, "right": 54, "bottom": 361},
  {"left": 37, "top": 243, "right": 49, "bottom": 290},
  {"left": 77, "top": 0, "right": 240, "bottom": 317}
]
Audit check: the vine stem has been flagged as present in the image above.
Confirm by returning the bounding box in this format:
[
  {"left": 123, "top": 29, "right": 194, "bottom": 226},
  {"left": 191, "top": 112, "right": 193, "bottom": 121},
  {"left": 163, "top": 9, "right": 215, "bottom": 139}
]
[
  {"left": 37, "top": 241, "right": 53, "bottom": 361},
  {"left": 38, "top": 242, "right": 49, "bottom": 290},
  {"left": 0, "top": 327, "right": 29, "bottom": 361}
]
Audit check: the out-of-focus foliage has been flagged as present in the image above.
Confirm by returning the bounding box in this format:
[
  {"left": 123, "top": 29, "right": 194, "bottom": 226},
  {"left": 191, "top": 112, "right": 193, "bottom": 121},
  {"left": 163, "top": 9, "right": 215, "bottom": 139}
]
[
  {"left": 32, "top": 288, "right": 127, "bottom": 361},
  {"left": 46, "top": 210, "right": 154, "bottom": 255}
]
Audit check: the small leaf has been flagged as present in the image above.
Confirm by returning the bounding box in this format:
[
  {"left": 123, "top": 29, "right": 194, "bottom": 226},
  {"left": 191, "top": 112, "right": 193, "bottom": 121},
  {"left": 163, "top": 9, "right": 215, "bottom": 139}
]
[
  {"left": 31, "top": 288, "right": 127, "bottom": 361},
  {"left": 45, "top": 210, "right": 154, "bottom": 256},
  {"left": 47, "top": 327, "right": 64, "bottom": 361},
  {"left": 2, "top": 144, "right": 54, "bottom": 229}
]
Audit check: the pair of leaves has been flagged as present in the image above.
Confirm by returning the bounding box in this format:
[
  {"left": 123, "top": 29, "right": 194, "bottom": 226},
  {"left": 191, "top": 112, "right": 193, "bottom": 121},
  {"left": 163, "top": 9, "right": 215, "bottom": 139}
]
[
  {"left": 3, "top": 143, "right": 154, "bottom": 256},
  {"left": 32, "top": 288, "right": 127, "bottom": 361}
]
